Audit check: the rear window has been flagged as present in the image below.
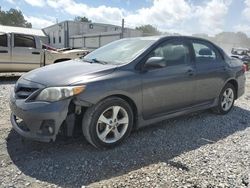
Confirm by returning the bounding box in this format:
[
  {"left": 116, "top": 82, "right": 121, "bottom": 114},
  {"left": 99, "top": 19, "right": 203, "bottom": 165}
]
[
  {"left": 14, "top": 34, "right": 36, "bottom": 48},
  {"left": 192, "top": 40, "right": 223, "bottom": 63},
  {"left": 0, "top": 34, "right": 7, "bottom": 47}
]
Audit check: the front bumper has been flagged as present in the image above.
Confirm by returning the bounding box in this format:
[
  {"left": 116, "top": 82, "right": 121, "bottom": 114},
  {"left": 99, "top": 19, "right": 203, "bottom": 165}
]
[{"left": 9, "top": 89, "right": 71, "bottom": 142}]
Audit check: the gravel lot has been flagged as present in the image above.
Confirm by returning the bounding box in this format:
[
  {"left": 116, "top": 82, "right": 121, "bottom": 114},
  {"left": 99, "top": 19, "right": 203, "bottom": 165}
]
[{"left": 0, "top": 73, "right": 249, "bottom": 188}]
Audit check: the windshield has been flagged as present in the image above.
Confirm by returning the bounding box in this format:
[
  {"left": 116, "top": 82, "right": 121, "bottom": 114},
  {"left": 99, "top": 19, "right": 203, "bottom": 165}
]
[{"left": 82, "top": 38, "right": 155, "bottom": 65}]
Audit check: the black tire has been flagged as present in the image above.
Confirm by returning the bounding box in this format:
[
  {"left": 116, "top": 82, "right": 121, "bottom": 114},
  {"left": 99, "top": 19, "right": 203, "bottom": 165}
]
[
  {"left": 82, "top": 97, "right": 134, "bottom": 149},
  {"left": 212, "top": 83, "right": 236, "bottom": 115}
]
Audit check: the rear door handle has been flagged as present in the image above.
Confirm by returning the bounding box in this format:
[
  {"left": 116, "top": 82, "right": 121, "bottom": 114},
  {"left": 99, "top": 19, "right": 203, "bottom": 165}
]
[
  {"left": 223, "top": 66, "right": 228, "bottom": 71},
  {"left": 32, "top": 52, "right": 40, "bottom": 55},
  {"left": 0, "top": 50, "right": 8, "bottom": 53}
]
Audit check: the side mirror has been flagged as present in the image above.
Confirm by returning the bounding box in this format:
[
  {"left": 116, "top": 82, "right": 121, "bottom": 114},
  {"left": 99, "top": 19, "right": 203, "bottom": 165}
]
[{"left": 144, "top": 57, "right": 166, "bottom": 69}]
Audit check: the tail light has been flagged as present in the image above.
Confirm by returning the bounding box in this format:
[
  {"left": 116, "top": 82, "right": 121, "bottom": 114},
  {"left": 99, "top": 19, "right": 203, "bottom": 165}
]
[
  {"left": 242, "top": 64, "right": 247, "bottom": 73},
  {"left": 246, "top": 64, "right": 249, "bottom": 71}
]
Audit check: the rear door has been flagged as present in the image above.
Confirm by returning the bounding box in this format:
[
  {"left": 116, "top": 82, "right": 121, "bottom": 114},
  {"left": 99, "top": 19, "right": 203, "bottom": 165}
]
[
  {"left": 11, "top": 33, "right": 41, "bottom": 71},
  {"left": 190, "top": 39, "right": 227, "bottom": 104},
  {"left": 0, "top": 33, "right": 11, "bottom": 72}
]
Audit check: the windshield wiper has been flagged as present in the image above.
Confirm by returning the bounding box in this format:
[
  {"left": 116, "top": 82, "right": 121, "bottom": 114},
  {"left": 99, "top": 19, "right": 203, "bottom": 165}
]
[
  {"left": 83, "top": 59, "right": 94, "bottom": 63},
  {"left": 91, "top": 58, "right": 108, "bottom": 65},
  {"left": 81, "top": 58, "right": 108, "bottom": 65}
]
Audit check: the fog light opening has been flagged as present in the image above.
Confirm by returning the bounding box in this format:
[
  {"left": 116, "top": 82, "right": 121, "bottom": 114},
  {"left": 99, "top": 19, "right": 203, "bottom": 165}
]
[
  {"left": 48, "top": 126, "right": 53, "bottom": 134},
  {"left": 40, "top": 120, "right": 55, "bottom": 136}
]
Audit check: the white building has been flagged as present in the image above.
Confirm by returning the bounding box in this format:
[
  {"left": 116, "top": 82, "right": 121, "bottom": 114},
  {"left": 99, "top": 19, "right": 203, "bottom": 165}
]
[{"left": 43, "top": 21, "right": 142, "bottom": 49}]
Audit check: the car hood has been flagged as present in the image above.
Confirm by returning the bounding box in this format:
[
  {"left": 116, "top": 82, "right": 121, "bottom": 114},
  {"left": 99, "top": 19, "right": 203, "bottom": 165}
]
[{"left": 22, "top": 59, "right": 117, "bottom": 86}]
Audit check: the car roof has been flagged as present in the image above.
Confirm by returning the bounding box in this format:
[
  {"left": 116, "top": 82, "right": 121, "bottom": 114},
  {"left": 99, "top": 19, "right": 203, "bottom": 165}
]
[{"left": 126, "top": 35, "right": 214, "bottom": 43}]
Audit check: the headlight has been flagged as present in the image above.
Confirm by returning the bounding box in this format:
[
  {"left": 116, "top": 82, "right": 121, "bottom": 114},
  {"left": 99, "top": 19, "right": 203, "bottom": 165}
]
[{"left": 36, "top": 85, "right": 85, "bottom": 102}]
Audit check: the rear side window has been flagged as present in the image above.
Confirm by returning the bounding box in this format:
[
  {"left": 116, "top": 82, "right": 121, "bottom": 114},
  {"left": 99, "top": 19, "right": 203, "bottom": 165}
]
[
  {"left": 0, "top": 34, "right": 7, "bottom": 47},
  {"left": 149, "top": 41, "right": 190, "bottom": 66},
  {"left": 192, "top": 41, "right": 220, "bottom": 63},
  {"left": 14, "top": 34, "right": 36, "bottom": 48}
]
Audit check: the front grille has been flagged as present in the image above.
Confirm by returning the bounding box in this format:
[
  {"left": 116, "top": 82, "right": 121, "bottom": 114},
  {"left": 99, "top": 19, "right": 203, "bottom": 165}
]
[{"left": 15, "top": 87, "right": 38, "bottom": 99}]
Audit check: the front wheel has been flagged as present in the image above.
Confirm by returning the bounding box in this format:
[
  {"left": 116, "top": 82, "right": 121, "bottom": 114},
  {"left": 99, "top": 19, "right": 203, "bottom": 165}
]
[
  {"left": 212, "top": 83, "right": 236, "bottom": 115},
  {"left": 82, "top": 97, "right": 134, "bottom": 149}
]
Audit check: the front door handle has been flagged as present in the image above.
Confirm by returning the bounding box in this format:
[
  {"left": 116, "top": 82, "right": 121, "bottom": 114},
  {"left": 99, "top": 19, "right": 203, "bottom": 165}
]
[
  {"left": 187, "top": 69, "right": 195, "bottom": 76},
  {"left": 32, "top": 52, "right": 40, "bottom": 55},
  {"left": 0, "top": 50, "right": 8, "bottom": 53}
]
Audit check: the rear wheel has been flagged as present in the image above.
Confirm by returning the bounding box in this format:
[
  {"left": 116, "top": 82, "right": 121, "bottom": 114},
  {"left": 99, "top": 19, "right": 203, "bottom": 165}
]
[
  {"left": 212, "top": 83, "right": 236, "bottom": 114},
  {"left": 82, "top": 97, "right": 133, "bottom": 149}
]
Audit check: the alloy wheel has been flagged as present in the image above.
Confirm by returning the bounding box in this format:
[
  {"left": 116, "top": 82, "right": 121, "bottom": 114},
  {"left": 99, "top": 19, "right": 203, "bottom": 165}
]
[
  {"left": 221, "top": 88, "right": 234, "bottom": 111},
  {"left": 96, "top": 106, "right": 129, "bottom": 144}
]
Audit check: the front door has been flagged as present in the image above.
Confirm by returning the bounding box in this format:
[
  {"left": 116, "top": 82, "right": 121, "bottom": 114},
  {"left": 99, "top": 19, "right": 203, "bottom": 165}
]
[
  {"left": 11, "top": 33, "right": 41, "bottom": 71},
  {"left": 141, "top": 39, "right": 196, "bottom": 119},
  {"left": 0, "top": 33, "right": 11, "bottom": 72}
]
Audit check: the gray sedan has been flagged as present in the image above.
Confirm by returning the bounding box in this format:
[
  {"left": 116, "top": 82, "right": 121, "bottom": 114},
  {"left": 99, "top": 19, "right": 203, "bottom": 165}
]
[{"left": 10, "top": 36, "right": 246, "bottom": 149}]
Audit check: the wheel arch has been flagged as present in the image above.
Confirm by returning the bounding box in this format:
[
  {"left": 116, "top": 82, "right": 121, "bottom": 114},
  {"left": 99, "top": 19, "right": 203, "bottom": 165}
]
[
  {"left": 226, "top": 79, "right": 238, "bottom": 99},
  {"left": 100, "top": 94, "right": 138, "bottom": 128}
]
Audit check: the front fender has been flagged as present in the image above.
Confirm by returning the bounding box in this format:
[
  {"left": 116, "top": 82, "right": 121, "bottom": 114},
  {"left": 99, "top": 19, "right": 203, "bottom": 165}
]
[{"left": 74, "top": 73, "right": 142, "bottom": 115}]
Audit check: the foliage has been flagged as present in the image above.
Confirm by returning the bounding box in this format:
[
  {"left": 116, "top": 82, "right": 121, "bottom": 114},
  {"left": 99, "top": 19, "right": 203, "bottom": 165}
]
[
  {"left": 0, "top": 8, "right": 32, "bottom": 28},
  {"left": 214, "top": 32, "right": 250, "bottom": 48},
  {"left": 136, "top": 24, "right": 161, "bottom": 35},
  {"left": 74, "top": 16, "right": 92, "bottom": 23}
]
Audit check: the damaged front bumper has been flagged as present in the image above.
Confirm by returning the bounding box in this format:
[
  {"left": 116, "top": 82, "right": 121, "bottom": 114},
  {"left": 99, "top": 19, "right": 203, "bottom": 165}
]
[{"left": 9, "top": 89, "right": 71, "bottom": 142}]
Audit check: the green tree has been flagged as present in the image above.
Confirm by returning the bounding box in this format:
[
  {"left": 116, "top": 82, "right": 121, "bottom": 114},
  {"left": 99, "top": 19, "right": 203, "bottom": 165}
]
[
  {"left": 74, "top": 16, "right": 92, "bottom": 23},
  {"left": 136, "top": 24, "right": 161, "bottom": 36},
  {"left": 0, "top": 8, "right": 32, "bottom": 28}
]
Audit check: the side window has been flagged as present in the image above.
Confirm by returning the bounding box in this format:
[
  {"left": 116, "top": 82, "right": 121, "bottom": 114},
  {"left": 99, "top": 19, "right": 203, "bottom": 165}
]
[
  {"left": 0, "top": 34, "right": 8, "bottom": 47},
  {"left": 14, "top": 34, "right": 36, "bottom": 48},
  {"left": 192, "top": 41, "right": 219, "bottom": 63},
  {"left": 149, "top": 41, "right": 190, "bottom": 66}
]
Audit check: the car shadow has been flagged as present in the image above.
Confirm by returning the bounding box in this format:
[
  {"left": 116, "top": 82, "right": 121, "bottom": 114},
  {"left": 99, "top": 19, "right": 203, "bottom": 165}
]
[
  {"left": 0, "top": 75, "right": 20, "bottom": 84},
  {"left": 6, "top": 106, "right": 250, "bottom": 187}
]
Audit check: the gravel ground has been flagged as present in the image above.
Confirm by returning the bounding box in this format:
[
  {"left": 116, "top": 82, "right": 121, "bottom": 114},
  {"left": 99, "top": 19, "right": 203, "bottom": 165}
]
[{"left": 0, "top": 73, "right": 249, "bottom": 188}]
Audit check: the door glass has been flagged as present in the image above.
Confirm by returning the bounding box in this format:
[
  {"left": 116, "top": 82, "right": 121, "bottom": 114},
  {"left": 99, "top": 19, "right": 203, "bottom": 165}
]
[
  {"left": 0, "top": 34, "right": 7, "bottom": 47},
  {"left": 192, "top": 42, "right": 219, "bottom": 63},
  {"left": 14, "top": 34, "right": 36, "bottom": 48},
  {"left": 149, "top": 41, "right": 190, "bottom": 66}
]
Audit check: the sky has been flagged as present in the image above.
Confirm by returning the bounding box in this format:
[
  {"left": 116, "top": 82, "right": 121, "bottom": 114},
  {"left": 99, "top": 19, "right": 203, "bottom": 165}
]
[{"left": 1, "top": 0, "right": 250, "bottom": 36}]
